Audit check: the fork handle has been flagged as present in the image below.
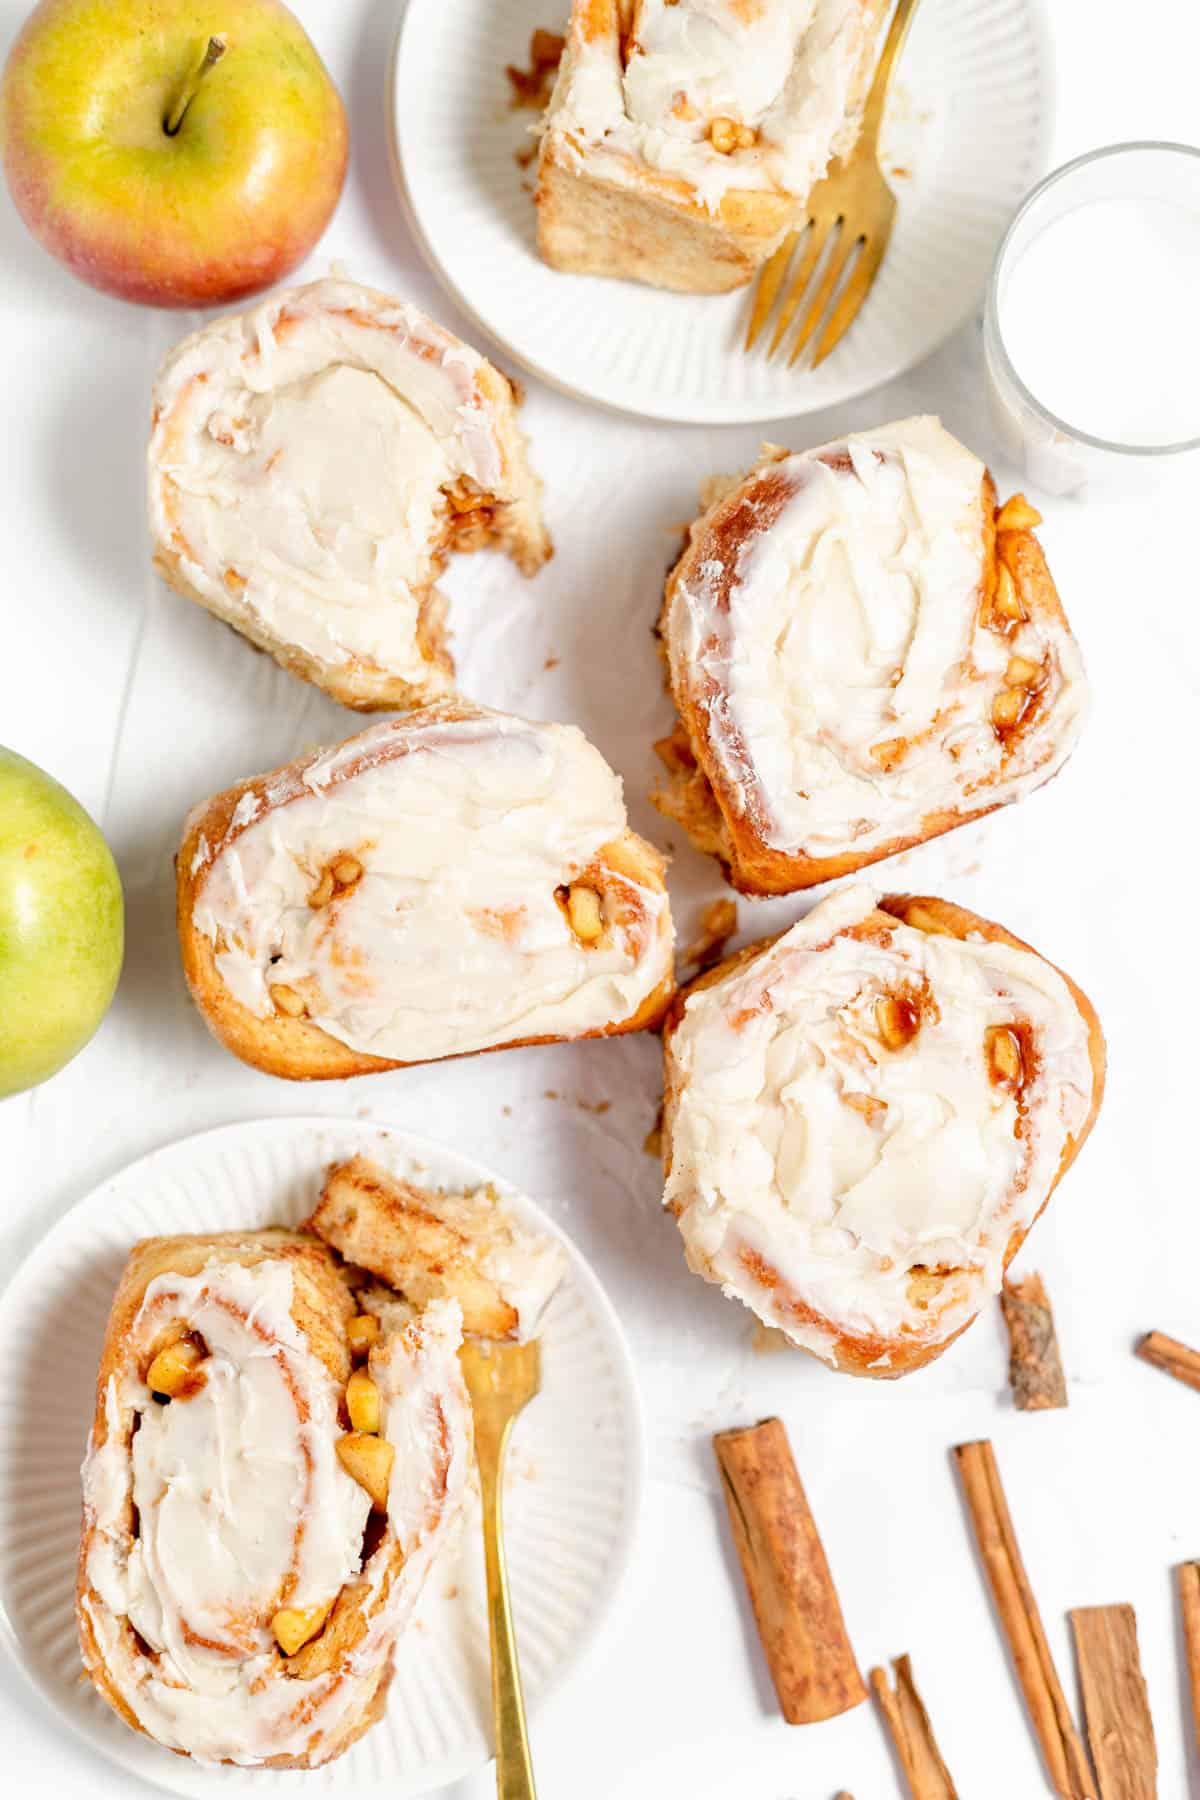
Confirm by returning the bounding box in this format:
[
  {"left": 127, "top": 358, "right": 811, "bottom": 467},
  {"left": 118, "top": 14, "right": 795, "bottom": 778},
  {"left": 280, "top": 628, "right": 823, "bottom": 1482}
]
[
  {"left": 478, "top": 1440, "right": 538, "bottom": 1800},
  {"left": 859, "top": 0, "right": 922, "bottom": 141}
]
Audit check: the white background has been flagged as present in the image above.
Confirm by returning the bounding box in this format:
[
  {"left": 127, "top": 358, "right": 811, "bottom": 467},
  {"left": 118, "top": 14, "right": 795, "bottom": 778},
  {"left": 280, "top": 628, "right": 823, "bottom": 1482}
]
[{"left": 2, "top": 1, "right": 1199, "bottom": 1796}]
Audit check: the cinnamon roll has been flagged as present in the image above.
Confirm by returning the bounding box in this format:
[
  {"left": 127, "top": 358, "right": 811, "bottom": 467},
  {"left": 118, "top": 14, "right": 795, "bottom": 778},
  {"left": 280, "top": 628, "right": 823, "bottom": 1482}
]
[
  {"left": 77, "top": 1230, "right": 471, "bottom": 1767},
  {"left": 536, "top": 0, "right": 882, "bottom": 292},
  {"left": 654, "top": 417, "right": 1088, "bottom": 893},
  {"left": 149, "top": 277, "right": 550, "bottom": 711},
  {"left": 661, "top": 887, "right": 1105, "bottom": 1377},
  {"left": 177, "top": 700, "right": 675, "bottom": 1078},
  {"left": 309, "top": 1156, "right": 567, "bottom": 1341}
]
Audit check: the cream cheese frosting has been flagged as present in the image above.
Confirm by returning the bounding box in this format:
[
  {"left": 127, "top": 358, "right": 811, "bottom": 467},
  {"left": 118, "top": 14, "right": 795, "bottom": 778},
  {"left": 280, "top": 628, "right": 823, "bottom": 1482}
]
[
  {"left": 190, "top": 708, "right": 673, "bottom": 1063},
  {"left": 544, "top": 0, "right": 866, "bottom": 213},
  {"left": 426, "top": 1185, "right": 568, "bottom": 1339},
  {"left": 79, "top": 1260, "right": 470, "bottom": 1766},
  {"left": 148, "top": 278, "right": 537, "bottom": 693},
  {"left": 663, "top": 886, "right": 1096, "bottom": 1360},
  {"left": 665, "top": 416, "right": 1089, "bottom": 860}
]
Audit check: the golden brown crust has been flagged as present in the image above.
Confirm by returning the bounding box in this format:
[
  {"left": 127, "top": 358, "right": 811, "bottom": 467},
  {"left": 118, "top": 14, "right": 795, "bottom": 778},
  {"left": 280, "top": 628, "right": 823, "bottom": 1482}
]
[
  {"left": 654, "top": 467, "right": 1078, "bottom": 894},
  {"left": 535, "top": 0, "right": 885, "bottom": 292},
  {"left": 308, "top": 1157, "right": 518, "bottom": 1337},
  {"left": 536, "top": 135, "right": 794, "bottom": 293},
  {"left": 76, "top": 1230, "right": 400, "bottom": 1770},
  {"left": 661, "top": 896, "right": 1106, "bottom": 1379},
  {"left": 176, "top": 702, "right": 675, "bottom": 1079}
]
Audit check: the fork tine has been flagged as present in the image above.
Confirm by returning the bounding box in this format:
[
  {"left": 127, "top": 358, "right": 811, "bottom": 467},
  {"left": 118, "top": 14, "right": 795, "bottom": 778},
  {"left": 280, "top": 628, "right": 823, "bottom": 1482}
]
[
  {"left": 767, "top": 217, "right": 835, "bottom": 359},
  {"left": 745, "top": 230, "right": 800, "bottom": 350},
  {"left": 786, "top": 226, "right": 857, "bottom": 367},
  {"left": 810, "top": 229, "right": 889, "bottom": 368}
]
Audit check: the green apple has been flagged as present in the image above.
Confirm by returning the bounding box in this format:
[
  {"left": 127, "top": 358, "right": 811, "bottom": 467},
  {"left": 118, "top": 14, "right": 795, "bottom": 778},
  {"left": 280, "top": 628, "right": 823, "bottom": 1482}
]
[
  {"left": 0, "top": 0, "right": 348, "bottom": 308},
  {"left": 0, "top": 749, "right": 124, "bottom": 1099}
]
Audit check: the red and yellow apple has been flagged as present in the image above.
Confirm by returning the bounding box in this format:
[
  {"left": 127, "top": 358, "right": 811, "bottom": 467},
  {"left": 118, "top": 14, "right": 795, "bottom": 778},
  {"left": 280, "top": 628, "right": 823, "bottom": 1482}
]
[
  {"left": 0, "top": 749, "right": 124, "bottom": 1099},
  {"left": 0, "top": 0, "right": 348, "bottom": 307}
]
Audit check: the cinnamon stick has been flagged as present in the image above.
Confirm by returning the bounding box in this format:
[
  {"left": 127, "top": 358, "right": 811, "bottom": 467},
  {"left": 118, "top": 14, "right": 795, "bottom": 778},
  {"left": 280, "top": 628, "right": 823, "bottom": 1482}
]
[
  {"left": 1176, "top": 1564, "right": 1200, "bottom": 1760},
  {"left": 1001, "top": 1272, "right": 1068, "bottom": 1410},
  {"left": 870, "top": 1656, "right": 959, "bottom": 1798},
  {"left": 713, "top": 1417, "right": 866, "bottom": 1724},
  {"left": 953, "top": 1440, "right": 1095, "bottom": 1799},
  {"left": 1069, "top": 1605, "right": 1157, "bottom": 1800},
  {"left": 1135, "top": 1330, "right": 1200, "bottom": 1394}
]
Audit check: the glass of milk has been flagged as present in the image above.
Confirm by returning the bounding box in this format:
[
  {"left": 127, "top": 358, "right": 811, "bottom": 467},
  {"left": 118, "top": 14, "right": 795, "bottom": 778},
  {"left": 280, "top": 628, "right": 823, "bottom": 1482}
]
[{"left": 985, "top": 142, "right": 1200, "bottom": 497}]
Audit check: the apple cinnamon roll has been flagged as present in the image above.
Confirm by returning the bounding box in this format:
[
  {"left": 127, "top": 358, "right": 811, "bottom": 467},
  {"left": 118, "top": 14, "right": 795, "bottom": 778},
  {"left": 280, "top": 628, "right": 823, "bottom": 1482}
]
[
  {"left": 77, "top": 1230, "right": 471, "bottom": 1768},
  {"left": 177, "top": 700, "right": 675, "bottom": 1078},
  {"left": 536, "top": 0, "right": 882, "bottom": 292},
  {"left": 309, "top": 1156, "right": 567, "bottom": 1341},
  {"left": 149, "top": 277, "right": 550, "bottom": 711},
  {"left": 654, "top": 417, "right": 1089, "bottom": 893},
  {"left": 661, "top": 887, "right": 1105, "bottom": 1378}
]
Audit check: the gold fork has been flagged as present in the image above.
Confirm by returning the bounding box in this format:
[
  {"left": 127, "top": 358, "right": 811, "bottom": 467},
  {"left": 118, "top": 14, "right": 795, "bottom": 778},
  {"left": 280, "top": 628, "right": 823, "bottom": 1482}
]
[
  {"left": 459, "top": 1337, "right": 542, "bottom": 1800},
  {"left": 745, "top": 0, "right": 922, "bottom": 367}
]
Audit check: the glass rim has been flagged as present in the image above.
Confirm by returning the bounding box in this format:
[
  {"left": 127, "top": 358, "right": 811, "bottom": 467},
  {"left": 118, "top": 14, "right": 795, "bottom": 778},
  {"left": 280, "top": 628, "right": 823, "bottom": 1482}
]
[{"left": 988, "top": 140, "right": 1200, "bottom": 458}]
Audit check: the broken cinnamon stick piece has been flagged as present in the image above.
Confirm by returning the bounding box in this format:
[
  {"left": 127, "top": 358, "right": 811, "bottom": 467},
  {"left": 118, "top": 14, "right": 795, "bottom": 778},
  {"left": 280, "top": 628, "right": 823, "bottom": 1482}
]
[
  {"left": 953, "top": 1441, "right": 1095, "bottom": 1799},
  {"left": 1135, "top": 1330, "right": 1200, "bottom": 1394},
  {"left": 1178, "top": 1564, "right": 1200, "bottom": 1761},
  {"left": 1001, "top": 1272, "right": 1068, "bottom": 1410},
  {"left": 870, "top": 1656, "right": 960, "bottom": 1799},
  {"left": 713, "top": 1417, "right": 866, "bottom": 1724},
  {"left": 1069, "top": 1605, "right": 1157, "bottom": 1800}
]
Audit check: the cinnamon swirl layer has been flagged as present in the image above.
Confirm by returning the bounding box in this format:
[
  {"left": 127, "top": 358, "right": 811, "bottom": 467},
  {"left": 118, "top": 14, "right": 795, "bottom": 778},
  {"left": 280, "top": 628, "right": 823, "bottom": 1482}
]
[
  {"left": 655, "top": 417, "right": 1089, "bottom": 892},
  {"left": 661, "top": 887, "right": 1105, "bottom": 1378},
  {"left": 309, "top": 1156, "right": 567, "bottom": 1341},
  {"left": 77, "top": 1231, "right": 471, "bottom": 1768},
  {"left": 177, "top": 701, "right": 675, "bottom": 1079},
  {"left": 149, "top": 277, "right": 550, "bottom": 711},
  {"left": 536, "top": 0, "right": 882, "bottom": 292}
]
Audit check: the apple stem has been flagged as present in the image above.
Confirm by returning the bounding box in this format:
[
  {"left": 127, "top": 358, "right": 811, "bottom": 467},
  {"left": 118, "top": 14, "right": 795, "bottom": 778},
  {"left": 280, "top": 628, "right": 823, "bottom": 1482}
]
[{"left": 163, "top": 35, "right": 227, "bottom": 136}]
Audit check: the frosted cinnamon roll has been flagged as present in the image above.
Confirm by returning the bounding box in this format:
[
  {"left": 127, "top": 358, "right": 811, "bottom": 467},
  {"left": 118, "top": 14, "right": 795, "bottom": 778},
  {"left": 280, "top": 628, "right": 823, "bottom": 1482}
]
[
  {"left": 536, "top": 0, "right": 882, "bottom": 292},
  {"left": 177, "top": 700, "right": 675, "bottom": 1078},
  {"left": 77, "top": 1230, "right": 471, "bottom": 1768},
  {"left": 149, "top": 277, "right": 550, "bottom": 711},
  {"left": 661, "top": 887, "right": 1105, "bottom": 1377},
  {"left": 309, "top": 1156, "right": 567, "bottom": 1341},
  {"left": 655, "top": 417, "right": 1089, "bottom": 893}
]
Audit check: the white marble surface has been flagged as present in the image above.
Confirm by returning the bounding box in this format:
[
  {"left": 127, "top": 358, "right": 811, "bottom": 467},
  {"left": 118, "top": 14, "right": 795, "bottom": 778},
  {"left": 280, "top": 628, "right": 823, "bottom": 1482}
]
[{"left": 2, "top": 1, "right": 1199, "bottom": 1795}]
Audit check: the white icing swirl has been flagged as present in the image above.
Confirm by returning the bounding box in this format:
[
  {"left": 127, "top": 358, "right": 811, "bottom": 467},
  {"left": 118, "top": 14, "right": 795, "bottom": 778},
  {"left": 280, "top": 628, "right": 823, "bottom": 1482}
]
[
  {"left": 190, "top": 709, "right": 673, "bottom": 1063},
  {"left": 544, "top": 0, "right": 867, "bottom": 213},
  {"left": 80, "top": 1260, "right": 470, "bottom": 1767},
  {"left": 148, "top": 277, "right": 528, "bottom": 687},
  {"left": 665, "top": 416, "right": 1089, "bottom": 860},
  {"left": 663, "top": 885, "right": 1096, "bottom": 1359}
]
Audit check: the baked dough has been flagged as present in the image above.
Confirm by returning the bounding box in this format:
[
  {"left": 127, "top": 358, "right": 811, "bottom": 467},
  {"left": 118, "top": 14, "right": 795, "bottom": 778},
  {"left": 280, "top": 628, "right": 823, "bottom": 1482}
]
[
  {"left": 654, "top": 417, "right": 1089, "bottom": 893},
  {"left": 536, "top": 0, "right": 882, "bottom": 292},
  {"left": 308, "top": 1155, "right": 567, "bottom": 1340},
  {"left": 149, "top": 277, "right": 550, "bottom": 711},
  {"left": 177, "top": 700, "right": 675, "bottom": 1078},
  {"left": 76, "top": 1230, "right": 471, "bottom": 1767},
  {"left": 661, "top": 886, "right": 1105, "bottom": 1377}
]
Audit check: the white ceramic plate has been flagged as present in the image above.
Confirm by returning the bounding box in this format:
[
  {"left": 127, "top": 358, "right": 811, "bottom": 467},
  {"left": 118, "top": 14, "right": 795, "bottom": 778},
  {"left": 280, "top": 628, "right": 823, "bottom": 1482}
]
[
  {"left": 390, "top": 0, "right": 1051, "bottom": 423},
  {"left": 0, "top": 1117, "right": 644, "bottom": 1797}
]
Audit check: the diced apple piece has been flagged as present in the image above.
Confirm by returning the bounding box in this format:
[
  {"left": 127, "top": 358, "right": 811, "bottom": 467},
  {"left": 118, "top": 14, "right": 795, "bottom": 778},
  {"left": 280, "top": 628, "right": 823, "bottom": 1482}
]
[
  {"left": 146, "top": 1337, "right": 206, "bottom": 1400},
  {"left": 346, "top": 1313, "right": 381, "bottom": 1358},
  {"left": 336, "top": 1431, "right": 394, "bottom": 1509},
  {"left": 346, "top": 1370, "right": 381, "bottom": 1434},
  {"left": 271, "top": 1600, "right": 332, "bottom": 1655}
]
